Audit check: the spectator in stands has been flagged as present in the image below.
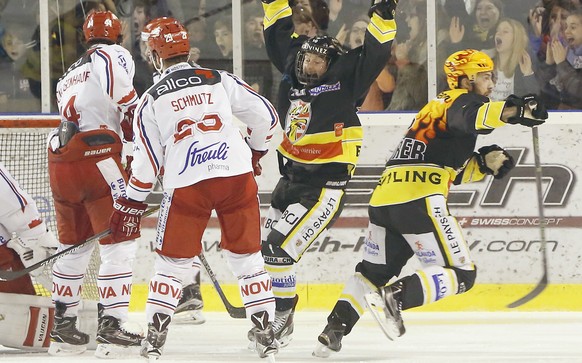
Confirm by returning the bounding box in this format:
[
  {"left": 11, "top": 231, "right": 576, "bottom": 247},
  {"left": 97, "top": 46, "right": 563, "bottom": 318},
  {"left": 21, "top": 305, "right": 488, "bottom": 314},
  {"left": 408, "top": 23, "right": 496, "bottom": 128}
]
[
  {"left": 489, "top": 18, "right": 540, "bottom": 101},
  {"left": 446, "top": 0, "right": 503, "bottom": 54},
  {"left": 537, "top": 7, "right": 582, "bottom": 109}
]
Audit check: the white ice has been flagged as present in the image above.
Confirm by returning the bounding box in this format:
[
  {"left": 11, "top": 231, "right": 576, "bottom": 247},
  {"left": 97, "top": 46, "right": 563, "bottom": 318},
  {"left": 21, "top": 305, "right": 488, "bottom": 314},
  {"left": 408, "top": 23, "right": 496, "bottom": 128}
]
[{"left": 1, "top": 311, "right": 582, "bottom": 362}]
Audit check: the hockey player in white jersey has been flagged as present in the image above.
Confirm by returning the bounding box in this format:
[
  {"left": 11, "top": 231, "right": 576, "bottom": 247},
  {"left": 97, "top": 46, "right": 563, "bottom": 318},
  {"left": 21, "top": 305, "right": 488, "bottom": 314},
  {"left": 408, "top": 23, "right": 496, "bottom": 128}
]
[
  {"left": 48, "top": 10, "right": 143, "bottom": 357},
  {"left": 140, "top": 17, "right": 206, "bottom": 326},
  {"left": 108, "top": 20, "right": 279, "bottom": 360}
]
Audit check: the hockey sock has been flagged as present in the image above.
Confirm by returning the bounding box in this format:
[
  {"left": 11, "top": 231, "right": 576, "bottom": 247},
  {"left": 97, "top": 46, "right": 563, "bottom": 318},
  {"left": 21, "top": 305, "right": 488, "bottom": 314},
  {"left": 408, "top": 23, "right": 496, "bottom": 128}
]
[
  {"left": 52, "top": 243, "right": 93, "bottom": 316},
  {"left": 146, "top": 273, "right": 183, "bottom": 322},
  {"left": 98, "top": 241, "right": 136, "bottom": 322}
]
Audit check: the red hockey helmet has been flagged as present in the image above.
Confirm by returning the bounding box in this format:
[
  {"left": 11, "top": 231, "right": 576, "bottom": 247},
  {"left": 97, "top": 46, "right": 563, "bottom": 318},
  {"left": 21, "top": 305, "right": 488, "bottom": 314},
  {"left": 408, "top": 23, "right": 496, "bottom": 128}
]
[
  {"left": 83, "top": 10, "right": 122, "bottom": 43},
  {"left": 141, "top": 17, "right": 182, "bottom": 42},
  {"left": 148, "top": 21, "right": 190, "bottom": 60}
]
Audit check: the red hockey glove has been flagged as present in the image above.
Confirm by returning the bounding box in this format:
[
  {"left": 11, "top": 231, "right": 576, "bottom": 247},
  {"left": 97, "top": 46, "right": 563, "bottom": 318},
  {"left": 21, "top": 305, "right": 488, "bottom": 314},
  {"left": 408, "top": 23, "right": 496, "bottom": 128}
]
[
  {"left": 110, "top": 197, "right": 147, "bottom": 243},
  {"left": 124, "top": 155, "right": 133, "bottom": 178},
  {"left": 251, "top": 149, "right": 268, "bottom": 176},
  {"left": 121, "top": 105, "right": 136, "bottom": 142}
]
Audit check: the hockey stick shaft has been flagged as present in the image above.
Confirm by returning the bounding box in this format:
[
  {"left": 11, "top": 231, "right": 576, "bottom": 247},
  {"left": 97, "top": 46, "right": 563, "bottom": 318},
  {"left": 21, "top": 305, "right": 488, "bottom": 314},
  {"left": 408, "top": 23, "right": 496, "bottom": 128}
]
[
  {"left": 0, "top": 205, "right": 160, "bottom": 282},
  {"left": 507, "top": 126, "right": 548, "bottom": 308},
  {"left": 198, "top": 253, "right": 246, "bottom": 319}
]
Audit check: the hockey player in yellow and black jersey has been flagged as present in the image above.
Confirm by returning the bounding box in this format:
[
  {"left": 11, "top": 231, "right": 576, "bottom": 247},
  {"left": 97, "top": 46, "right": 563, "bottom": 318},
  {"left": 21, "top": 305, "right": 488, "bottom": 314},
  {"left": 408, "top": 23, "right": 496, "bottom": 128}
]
[
  {"left": 258, "top": 0, "right": 397, "bottom": 348},
  {"left": 312, "top": 49, "right": 549, "bottom": 358}
]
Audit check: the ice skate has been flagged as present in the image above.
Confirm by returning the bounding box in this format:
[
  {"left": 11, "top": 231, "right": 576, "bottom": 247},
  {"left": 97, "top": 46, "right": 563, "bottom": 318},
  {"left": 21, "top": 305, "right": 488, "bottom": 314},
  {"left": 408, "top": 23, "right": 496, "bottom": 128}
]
[
  {"left": 249, "top": 311, "right": 279, "bottom": 361},
  {"left": 48, "top": 301, "right": 90, "bottom": 356},
  {"left": 140, "top": 312, "right": 172, "bottom": 361},
  {"left": 94, "top": 304, "right": 143, "bottom": 358},
  {"left": 312, "top": 319, "right": 347, "bottom": 358},
  {"left": 249, "top": 295, "right": 298, "bottom": 349},
  {"left": 365, "top": 282, "right": 406, "bottom": 340},
  {"left": 173, "top": 281, "right": 205, "bottom": 325}
]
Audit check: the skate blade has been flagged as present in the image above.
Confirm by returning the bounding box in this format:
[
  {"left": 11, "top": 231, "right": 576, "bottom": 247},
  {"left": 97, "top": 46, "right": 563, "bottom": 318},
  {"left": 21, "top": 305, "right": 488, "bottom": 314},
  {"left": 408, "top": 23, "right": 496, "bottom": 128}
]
[
  {"left": 312, "top": 342, "right": 333, "bottom": 358},
  {"left": 364, "top": 291, "right": 402, "bottom": 341},
  {"left": 277, "top": 335, "right": 293, "bottom": 348},
  {"left": 94, "top": 343, "right": 142, "bottom": 359},
  {"left": 265, "top": 352, "right": 277, "bottom": 363},
  {"left": 48, "top": 341, "right": 87, "bottom": 356},
  {"left": 172, "top": 310, "right": 206, "bottom": 325}
]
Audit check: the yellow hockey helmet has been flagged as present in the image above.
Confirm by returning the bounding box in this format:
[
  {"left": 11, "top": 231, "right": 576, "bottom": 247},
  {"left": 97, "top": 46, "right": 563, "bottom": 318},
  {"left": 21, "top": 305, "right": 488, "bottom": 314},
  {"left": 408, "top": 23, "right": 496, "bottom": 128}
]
[{"left": 444, "top": 49, "right": 494, "bottom": 89}]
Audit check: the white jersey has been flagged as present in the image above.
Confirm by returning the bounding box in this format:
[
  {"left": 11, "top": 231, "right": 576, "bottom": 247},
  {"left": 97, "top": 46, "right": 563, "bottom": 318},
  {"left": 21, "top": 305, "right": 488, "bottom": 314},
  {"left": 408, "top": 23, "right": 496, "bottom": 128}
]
[
  {"left": 0, "top": 161, "right": 36, "bottom": 244},
  {"left": 55, "top": 43, "right": 138, "bottom": 135},
  {"left": 127, "top": 63, "right": 278, "bottom": 201}
]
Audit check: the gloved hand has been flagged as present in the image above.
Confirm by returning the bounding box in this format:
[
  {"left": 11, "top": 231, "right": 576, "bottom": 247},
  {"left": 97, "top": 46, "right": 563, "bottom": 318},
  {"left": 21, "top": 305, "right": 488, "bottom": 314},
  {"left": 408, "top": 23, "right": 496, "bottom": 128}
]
[
  {"left": 505, "top": 94, "right": 548, "bottom": 127},
  {"left": 110, "top": 197, "right": 147, "bottom": 243},
  {"left": 6, "top": 225, "right": 58, "bottom": 276},
  {"left": 121, "top": 105, "right": 136, "bottom": 142},
  {"left": 124, "top": 155, "right": 133, "bottom": 177},
  {"left": 368, "top": 0, "right": 399, "bottom": 20},
  {"left": 475, "top": 144, "right": 515, "bottom": 179},
  {"left": 251, "top": 149, "right": 268, "bottom": 176}
]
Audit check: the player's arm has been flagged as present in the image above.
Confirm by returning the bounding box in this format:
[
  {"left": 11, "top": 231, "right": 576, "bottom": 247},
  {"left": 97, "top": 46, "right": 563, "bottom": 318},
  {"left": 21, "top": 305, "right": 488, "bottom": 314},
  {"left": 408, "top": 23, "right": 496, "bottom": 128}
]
[
  {"left": 453, "top": 144, "right": 515, "bottom": 185},
  {"left": 348, "top": 0, "right": 397, "bottom": 99},
  {"left": 221, "top": 71, "right": 278, "bottom": 175},
  {"left": 262, "top": 0, "right": 297, "bottom": 73}
]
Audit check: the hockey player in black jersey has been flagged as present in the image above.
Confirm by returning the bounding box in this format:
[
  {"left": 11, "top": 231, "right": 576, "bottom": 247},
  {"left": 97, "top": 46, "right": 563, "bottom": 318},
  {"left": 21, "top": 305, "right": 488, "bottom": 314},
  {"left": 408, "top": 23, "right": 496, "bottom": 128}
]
[
  {"left": 312, "top": 49, "right": 549, "bottom": 358},
  {"left": 258, "top": 0, "right": 397, "bottom": 349}
]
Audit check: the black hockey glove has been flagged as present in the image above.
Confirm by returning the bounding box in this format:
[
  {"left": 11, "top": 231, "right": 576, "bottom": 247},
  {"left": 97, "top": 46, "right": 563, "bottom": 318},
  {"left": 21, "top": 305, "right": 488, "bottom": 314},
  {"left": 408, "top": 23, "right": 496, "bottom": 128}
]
[
  {"left": 475, "top": 145, "right": 515, "bottom": 179},
  {"left": 505, "top": 94, "right": 548, "bottom": 127},
  {"left": 261, "top": 0, "right": 276, "bottom": 4},
  {"left": 368, "top": 0, "right": 399, "bottom": 20}
]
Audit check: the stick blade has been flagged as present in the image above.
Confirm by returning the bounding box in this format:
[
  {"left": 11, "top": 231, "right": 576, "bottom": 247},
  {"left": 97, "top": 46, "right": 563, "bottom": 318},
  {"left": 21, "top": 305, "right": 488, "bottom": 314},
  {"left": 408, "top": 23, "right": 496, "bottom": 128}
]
[{"left": 506, "top": 274, "right": 548, "bottom": 308}]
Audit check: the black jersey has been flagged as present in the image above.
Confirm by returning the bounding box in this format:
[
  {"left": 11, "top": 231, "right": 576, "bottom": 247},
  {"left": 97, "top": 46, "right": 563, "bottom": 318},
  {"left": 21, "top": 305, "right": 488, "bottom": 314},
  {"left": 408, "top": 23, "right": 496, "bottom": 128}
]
[{"left": 262, "top": 0, "right": 394, "bottom": 187}]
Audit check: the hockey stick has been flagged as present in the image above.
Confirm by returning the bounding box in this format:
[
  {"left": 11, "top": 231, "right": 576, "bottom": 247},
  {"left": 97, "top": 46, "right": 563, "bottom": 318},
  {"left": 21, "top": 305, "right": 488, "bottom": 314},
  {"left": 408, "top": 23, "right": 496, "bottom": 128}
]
[
  {"left": 198, "top": 253, "right": 246, "bottom": 319},
  {"left": 507, "top": 125, "right": 548, "bottom": 308},
  {"left": 0, "top": 206, "right": 160, "bottom": 282}
]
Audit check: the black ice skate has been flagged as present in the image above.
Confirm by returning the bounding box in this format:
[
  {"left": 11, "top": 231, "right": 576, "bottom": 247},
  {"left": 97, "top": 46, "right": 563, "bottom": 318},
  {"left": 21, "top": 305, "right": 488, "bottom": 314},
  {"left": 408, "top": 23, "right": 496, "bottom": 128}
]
[
  {"left": 365, "top": 282, "right": 406, "bottom": 340},
  {"left": 94, "top": 303, "right": 143, "bottom": 358},
  {"left": 249, "top": 311, "right": 279, "bottom": 360},
  {"left": 272, "top": 294, "right": 299, "bottom": 347},
  {"left": 48, "top": 301, "right": 90, "bottom": 356},
  {"left": 141, "top": 312, "right": 172, "bottom": 361},
  {"left": 173, "top": 280, "right": 205, "bottom": 324},
  {"left": 312, "top": 319, "right": 347, "bottom": 358}
]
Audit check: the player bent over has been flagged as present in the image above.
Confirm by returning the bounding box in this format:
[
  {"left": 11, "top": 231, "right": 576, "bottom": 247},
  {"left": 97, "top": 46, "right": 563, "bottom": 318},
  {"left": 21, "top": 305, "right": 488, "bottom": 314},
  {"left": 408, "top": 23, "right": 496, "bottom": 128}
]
[
  {"left": 108, "top": 20, "right": 279, "bottom": 360},
  {"left": 258, "top": 0, "right": 396, "bottom": 348},
  {"left": 313, "top": 49, "right": 549, "bottom": 357},
  {"left": 48, "top": 10, "right": 143, "bottom": 357},
  {"left": 0, "top": 161, "right": 60, "bottom": 350}
]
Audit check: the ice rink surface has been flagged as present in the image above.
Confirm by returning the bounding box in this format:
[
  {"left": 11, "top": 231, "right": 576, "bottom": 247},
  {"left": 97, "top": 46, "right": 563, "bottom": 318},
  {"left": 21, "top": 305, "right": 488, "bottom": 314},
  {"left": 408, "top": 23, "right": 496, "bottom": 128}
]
[{"left": 1, "top": 311, "right": 581, "bottom": 363}]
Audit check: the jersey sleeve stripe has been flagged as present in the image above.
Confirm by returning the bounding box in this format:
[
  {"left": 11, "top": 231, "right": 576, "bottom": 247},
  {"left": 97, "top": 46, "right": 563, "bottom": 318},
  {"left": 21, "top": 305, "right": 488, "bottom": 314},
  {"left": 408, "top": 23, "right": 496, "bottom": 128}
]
[
  {"left": 225, "top": 73, "right": 279, "bottom": 128},
  {"left": 0, "top": 169, "right": 27, "bottom": 210},
  {"left": 95, "top": 49, "right": 115, "bottom": 98},
  {"left": 118, "top": 89, "right": 138, "bottom": 106},
  {"left": 136, "top": 98, "right": 160, "bottom": 175}
]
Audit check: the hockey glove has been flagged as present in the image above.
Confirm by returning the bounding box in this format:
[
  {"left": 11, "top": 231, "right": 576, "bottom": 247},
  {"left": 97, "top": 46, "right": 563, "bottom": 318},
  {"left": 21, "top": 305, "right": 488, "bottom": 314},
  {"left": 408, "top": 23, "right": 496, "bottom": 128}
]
[
  {"left": 110, "top": 197, "right": 148, "bottom": 243},
  {"left": 504, "top": 94, "right": 548, "bottom": 127},
  {"left": 368, "top": 0, "right": 399, "bottom": 20},
  {"left": 124, "top": 155, "right": 133, "bottom": 177},
  {"left": 475, "top": 144, "right": 515, "bottom": 179},
  {"left": 121, "top": 105, "right": 136, "bottom": 142},
  {"left": 6, "top": 225, "right": 58, "bottom": 277},
  {"left": 251, "top": 149, "right": 268, "bottom": 176}
]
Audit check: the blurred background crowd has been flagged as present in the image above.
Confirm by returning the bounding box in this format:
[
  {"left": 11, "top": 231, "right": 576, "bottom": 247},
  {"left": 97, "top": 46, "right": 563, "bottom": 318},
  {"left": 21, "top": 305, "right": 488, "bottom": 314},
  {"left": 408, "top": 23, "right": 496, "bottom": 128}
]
[{"left": 1, "top": 0, "right": 581, "bottom": 113}]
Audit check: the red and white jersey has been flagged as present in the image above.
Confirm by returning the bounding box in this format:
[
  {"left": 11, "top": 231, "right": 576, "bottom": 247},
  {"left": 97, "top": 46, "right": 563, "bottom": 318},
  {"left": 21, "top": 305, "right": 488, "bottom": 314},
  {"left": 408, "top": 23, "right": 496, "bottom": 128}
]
[
  {"left": 127, "top": 63, "right": 278, "bottom": 201},
  {"left": 55, "top": 43, "right": 138, "bottom": 135}
]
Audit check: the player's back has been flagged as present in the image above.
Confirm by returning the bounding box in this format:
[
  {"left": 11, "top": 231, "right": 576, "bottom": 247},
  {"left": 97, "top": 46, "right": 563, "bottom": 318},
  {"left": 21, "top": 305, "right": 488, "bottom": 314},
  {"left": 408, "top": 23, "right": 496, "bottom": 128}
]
[
  {"left": 55, "top": 44, "right": 136, "bottom": 136},
  {"left": 142, "top": 65, "right": 254, "bottom": 188}
]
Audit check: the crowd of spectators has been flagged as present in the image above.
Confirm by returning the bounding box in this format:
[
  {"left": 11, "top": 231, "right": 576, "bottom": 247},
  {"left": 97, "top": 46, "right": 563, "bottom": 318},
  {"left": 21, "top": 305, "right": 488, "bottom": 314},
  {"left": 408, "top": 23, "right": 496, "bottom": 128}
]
[{"left": 2, "top": 0, "right": 582, "bottom": 113}]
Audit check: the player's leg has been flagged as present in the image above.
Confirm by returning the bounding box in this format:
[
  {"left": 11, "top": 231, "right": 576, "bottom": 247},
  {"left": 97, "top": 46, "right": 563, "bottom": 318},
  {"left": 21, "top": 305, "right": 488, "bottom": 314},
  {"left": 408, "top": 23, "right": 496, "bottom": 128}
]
[
  {"left": 314, "top": 207, "right": 413, "bottom": 357},
  {"left": 367, "top": 195, "right": 476, "bottom": 340},
  {"left": 174, "top": 255, "right": 205, "bottom": 324},
  {"left": 217, "top": 172, "right": 277, "bottom": 359},
  {"left": 262, "top": 178, "right": 346, "bottom": 347},
  {"left": 140, "top": 185, "right": 210, "bottom": 360}
]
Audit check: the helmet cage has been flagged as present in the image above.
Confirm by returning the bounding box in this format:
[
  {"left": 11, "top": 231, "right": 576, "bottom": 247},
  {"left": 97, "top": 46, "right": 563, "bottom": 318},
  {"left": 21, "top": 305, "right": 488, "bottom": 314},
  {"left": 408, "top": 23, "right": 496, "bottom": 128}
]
[{"left": 295, "top": 36, "right": 343, "bottom": 86}]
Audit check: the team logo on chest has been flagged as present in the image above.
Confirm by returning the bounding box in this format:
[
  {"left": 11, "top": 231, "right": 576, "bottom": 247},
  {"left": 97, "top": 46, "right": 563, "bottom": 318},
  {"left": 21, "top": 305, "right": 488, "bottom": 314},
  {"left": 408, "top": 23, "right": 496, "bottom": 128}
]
[{"left": 285, "top": 100, "right": 311, "bottom": 143}]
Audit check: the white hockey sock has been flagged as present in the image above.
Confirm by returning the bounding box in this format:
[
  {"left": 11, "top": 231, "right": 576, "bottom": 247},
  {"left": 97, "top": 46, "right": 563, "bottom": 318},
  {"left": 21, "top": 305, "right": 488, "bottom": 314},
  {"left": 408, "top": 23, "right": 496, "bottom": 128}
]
[
  {"left": 239, "top": 270, "right": 276, "bottom": 321},
  {"left": 98, "top": 241, "right": 136, "bottom": 322},
  {"left": 146, "top": 273, "right": 183, "bottom": 322},
  {"left": 416, "top": 265, "right": 460, "bottom": 305},
  {"left": 338, "top": 272, "right": 376, "bottom": 316},
  {"left": 265, "top": 263, "right": 297, "bottom": 301},
  {"left": 51, "top": 243, "right": 93, "bottom": 316},
  {"left": 182, "top": 256, "right": 202, "bottom": 286}
]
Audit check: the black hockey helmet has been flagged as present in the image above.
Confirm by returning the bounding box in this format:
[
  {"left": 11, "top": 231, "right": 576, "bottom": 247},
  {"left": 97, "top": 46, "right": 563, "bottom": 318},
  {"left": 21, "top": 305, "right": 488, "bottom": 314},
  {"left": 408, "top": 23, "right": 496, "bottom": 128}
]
[{"left": 295, "top": 35, "right": 345, "bottom": 86}]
